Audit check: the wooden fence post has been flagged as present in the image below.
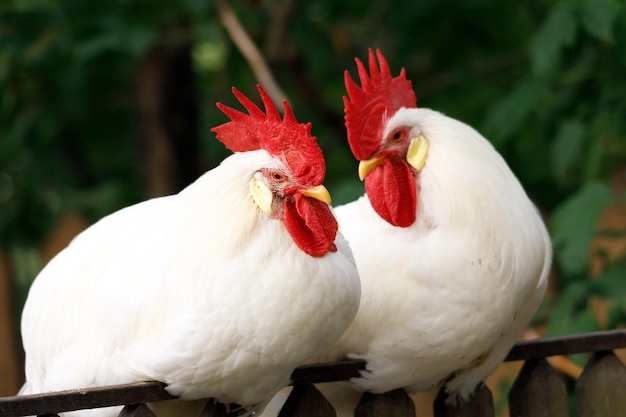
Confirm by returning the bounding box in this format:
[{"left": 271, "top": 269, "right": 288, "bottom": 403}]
[
  {"left": 508, "top": 358, "right": 569, "bottom": 417},
  {"left": 199, "top": 401, "right": 232, "bottom": 417},
  {"left": 354, "top": 389, "right": 415, "bottom": 417},
  {"left": 433, "top": 384, "right": 493, "bottom": 417},
  {"left": 278, "top": 384, "right": 336, "bottom": 417},
  {"left": 118, "top": 404, "right": 156, "bottom": 417},
  {"left": 576, "top": 350, "right": 626, "bottom": 417}
]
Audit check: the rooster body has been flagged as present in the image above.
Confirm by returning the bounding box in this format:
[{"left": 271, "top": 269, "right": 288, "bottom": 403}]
[
  {"left": 327, "top": 107, "right": 550, "bottom": 399},
  {"left": 311, "top": 50, "right": 551, "bottom": 409},
  {"left": 20, "top": 87, "right": 361, "bottom": 416}
]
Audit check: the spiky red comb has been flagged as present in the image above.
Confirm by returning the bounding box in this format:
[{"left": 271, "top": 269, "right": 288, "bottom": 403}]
[
  {"left": 344, "top": 49, "right": 417, "bottom": 160},
  {"left": 211, "top": 85, "right": 325, "bottom": 186}
]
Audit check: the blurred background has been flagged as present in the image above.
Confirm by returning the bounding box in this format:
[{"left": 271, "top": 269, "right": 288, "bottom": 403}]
[{"left": 1, "top": 0, "right": 625, "bottom": 414}]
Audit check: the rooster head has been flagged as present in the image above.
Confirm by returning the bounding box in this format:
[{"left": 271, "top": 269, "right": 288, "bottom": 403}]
[
  {"left": 212, "top": 85, "right": 338, "bottom": 257},
  {"left": 344, "top": 49, "right": 426, "bottom": 228}
]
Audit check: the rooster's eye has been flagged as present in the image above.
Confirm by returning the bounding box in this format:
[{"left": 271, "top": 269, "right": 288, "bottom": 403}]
[
  {"left": 390, "top": 130, "right": 405, "bottom": 142},
  {"left": 271, "top": 172, "right": 286, "bottom": 182}
]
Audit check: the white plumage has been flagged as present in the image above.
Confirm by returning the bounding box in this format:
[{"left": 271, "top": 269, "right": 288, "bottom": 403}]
[
  {"left": 304, "top": 50, "right": 551, "bottom": 414},
  {"left": 328, "top": 107, "right": 550, "bottom": 398},
  {"left": 19, "top": 86, "right": 361, "bottom": 417}
]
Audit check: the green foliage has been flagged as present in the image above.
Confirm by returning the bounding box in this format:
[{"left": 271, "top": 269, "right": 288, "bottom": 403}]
[
  {"left": 1, "top": 0, "right": 626, "bottom": 343},
  {"left": 530, "top": 1, "right": 577, "bottom": 76},
  {"left": 551, "top": 182, "right": 614, "bottom": 276},
  {"left": 483, "top": 79, "right": 545, "bottom": 146},
  {"left": 551, "top": 120, "right": 585, "bottom": 187}
]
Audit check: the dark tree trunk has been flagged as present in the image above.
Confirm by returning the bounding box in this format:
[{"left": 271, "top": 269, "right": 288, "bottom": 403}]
[{"left": 136, "top": 24, "right": 200, "bottom": 198}]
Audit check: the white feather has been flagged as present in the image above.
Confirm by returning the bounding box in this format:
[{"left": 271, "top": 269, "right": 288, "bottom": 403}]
[
  {"left": 20, "top": 150, "right": 361, "bottom": 416},
  {"left": 315, "top": 108, "right": 551, "bottom": 409}
]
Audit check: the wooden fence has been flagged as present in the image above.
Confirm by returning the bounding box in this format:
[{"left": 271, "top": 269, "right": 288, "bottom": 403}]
[{"left": 1, "top": 329, "right": 625, "bottom": 417}]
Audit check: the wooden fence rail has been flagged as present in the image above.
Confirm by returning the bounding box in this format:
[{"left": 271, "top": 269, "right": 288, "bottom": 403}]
[{"left": 1, "top": 329, "right": 625, "bottom": 417}]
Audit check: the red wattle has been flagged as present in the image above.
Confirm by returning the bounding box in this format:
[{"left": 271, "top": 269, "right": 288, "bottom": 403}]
[
  {"left": 364, "top": 159, "right": 417, "bottom": 227},
  {"left": 283, "top": 193, "right": 338, "bottom": 257}
]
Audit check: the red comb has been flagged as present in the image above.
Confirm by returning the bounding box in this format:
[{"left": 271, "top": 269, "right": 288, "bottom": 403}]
[
  {"left": 212, "top": 85, "right": 326, "bottom": 186},
  {"left": 344, "top": 49, "right": 417, "bottom": 160}
]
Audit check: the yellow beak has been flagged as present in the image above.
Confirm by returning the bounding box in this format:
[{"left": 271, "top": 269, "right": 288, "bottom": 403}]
[
  {"left": 358, "top": 156, "right": 385, "bottom": 181},
  {"left": 299, "top": 184, "right": 332, "bottom": 205}
]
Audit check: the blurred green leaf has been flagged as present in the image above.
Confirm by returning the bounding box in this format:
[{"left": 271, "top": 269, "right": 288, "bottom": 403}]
[
  {"left": 74, "top": 34, "right": 122, "bottom": 61},
  {"left": 193, "top": 39, "right": 228, "bottom": 74},
  {"left": 546, "top": 280, "right": 593, "bottom": 336},
  {"left": 530, "top": 1, "right": 577, "bottom": 75},
  {"left": 588, "top": 261, "right": 626, "bottom": 329},
  {"left": 592, "top": 262, "right": 626, "bottom": 295},
  {"left": 546, "top": 280, "right": 599, "bottom": 368},
  {"left": 482, "top": 79, "right": 543, "bottom": 145},
  {"left": 578, "top": 0, "right": 617, "bottom": 43},
  {"left": 10, "top": 0, "right": 58, "bottom": 13},
  {"left": 9, "top": 245, "right": 41, "bottom": 289},
  {"left": 551, "top": 120, "right": 586, "bottom": 186},
  {"left": 551, "top": 181, "right": 614, "bottom": 275}
]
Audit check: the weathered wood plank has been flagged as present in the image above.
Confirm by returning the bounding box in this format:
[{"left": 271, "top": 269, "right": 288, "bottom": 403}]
[
  {"left": 433, "top": 384, "right": 494, "bottom": 417},
  {"left": 291, "top": 360, "right": 365, "bottom": 385},
  {"left": 0, "top": 382, "right": 174, "bottom": 416},
  {"left": 278, "top": 384, "right": 335, "bottom": 417},
  {"left": 508, "top": 358, "right": 568, "bottom": 417},
  {"left": 506, "top": 330, "right": 626, "bottom": 361},
  {"left": 576, "top": 350, "right": 626, "bottom": 417},
  {"left": 354, "top": 389, "right": 415, "bottom": 417},
  {"left": 118, "top": 404, "right": 156, "bottom": 417}
]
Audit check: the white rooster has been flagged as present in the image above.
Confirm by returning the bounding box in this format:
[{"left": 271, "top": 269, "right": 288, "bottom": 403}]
[
  {"left": 308, "top": 49, "right": 552, "bottom": 413},
  {"left": 19, "top": 85, "right": 361, "bottom": 417}
]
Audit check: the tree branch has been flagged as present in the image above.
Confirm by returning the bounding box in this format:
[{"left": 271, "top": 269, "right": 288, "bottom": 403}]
[
  {"left": 264, "top": 0, "right": 296, "bottom": 62},
  {"left": 214, "top": 0, "right": 288, "bottom": 105}
]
